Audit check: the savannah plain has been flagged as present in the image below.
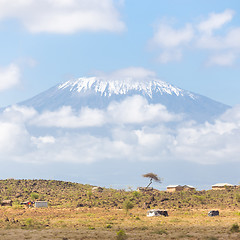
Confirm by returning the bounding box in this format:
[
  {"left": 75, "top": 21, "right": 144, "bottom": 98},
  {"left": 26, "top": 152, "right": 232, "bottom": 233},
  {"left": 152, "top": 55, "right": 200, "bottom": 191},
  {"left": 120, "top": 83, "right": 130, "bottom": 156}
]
[{"left": 0, "top": 179, "right": 240, "bottom": 240}]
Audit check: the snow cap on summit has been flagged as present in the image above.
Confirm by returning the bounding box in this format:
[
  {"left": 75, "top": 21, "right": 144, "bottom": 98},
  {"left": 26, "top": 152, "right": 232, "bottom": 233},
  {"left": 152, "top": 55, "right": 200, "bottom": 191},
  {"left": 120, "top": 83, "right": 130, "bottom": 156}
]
[{"left": 58, "top": 75, "right": 193, "bottom": 99}]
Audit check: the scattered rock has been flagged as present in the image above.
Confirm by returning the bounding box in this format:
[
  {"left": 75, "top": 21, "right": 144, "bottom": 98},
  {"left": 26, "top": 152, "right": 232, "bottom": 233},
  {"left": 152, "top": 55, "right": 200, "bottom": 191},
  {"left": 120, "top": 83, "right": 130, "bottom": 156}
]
[
  {"left": 15, "top": 193, "right": 22, "bottom": 198},
  {"left": 160, "top": 198, "right": 169, "bottom": 202},
  {"left": 137, "top": 187, "right": 153, "bottom": 192},
  {"left": 142, "top": 202, "right": 150, "bottom": 209},
  {"left": 76, "top": 203, "right": 84, "bottom": 208}
]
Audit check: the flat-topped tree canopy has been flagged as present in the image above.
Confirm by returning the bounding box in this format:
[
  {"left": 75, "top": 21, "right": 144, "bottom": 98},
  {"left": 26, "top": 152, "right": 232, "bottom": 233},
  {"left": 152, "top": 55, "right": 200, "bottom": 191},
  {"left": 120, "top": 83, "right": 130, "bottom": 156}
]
[{"left": 142, "top": 173, "right": 161, "bottom": 188}]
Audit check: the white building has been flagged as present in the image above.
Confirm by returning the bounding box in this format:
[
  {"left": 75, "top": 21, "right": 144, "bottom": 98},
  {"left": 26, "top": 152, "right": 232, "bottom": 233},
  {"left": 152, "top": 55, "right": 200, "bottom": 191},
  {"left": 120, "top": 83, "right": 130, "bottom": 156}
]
[
  {"left": 212, "top": 183, "right": 234, "bottom": 190},
  {"left": 35, "top": 201, "right": 48, "bottom": 208}
]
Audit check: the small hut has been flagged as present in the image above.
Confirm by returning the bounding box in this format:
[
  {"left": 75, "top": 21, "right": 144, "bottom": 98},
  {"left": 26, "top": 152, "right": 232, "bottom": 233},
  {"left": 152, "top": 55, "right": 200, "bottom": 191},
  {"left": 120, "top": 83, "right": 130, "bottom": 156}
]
[
  {"left": 92, "top": 186, "right": 103, "bottom": 192},
  {"left": 166, "top": 185, "right": 184, "bottom": 192},
  {"left": 212, "top": 183, "right": 234, "bottom": 190}
]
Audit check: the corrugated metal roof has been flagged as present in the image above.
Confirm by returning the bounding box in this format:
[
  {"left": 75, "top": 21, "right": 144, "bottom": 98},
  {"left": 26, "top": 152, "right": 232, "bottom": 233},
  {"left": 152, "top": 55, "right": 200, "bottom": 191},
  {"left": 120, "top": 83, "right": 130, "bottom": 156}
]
[
  {"left": 212, "top": 183, "right": 233, "bottom": 187},
  {"left": 183, "top": 185, "right": 195, "bottom": 188},
  {"left": 167, "top": 185, "right": 195, "bottom": 188},
  {"left": 167, "top": 185, "right": 182, "bottom": 188}
]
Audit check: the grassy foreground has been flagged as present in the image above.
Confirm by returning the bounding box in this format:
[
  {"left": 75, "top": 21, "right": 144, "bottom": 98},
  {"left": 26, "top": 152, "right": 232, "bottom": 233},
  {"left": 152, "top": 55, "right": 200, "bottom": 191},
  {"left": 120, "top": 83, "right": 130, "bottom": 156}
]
[
  {"left": 0, "top": 207, "right": 240, "bottom": 239},
  {"left": 0, "top": 179, "right": 239, "bottom": 239}
]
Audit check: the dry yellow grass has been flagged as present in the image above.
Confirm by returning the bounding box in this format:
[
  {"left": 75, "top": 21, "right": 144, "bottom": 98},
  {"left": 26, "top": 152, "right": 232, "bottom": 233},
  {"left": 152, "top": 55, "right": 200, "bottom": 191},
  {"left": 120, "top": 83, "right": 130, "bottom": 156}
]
[
  {"left": 0, "top": 206, "right": 239, "bottom": 239},
  {"left": 1, "top": 180, "right": 240, "bottom": 239}
]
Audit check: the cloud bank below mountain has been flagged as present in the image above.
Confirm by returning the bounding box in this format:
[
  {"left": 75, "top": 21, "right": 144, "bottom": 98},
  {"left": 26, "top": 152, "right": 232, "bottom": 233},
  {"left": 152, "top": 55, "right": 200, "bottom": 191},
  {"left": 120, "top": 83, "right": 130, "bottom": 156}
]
[{"left": 0, "top": 96, "right": 239, "bottom": 166}]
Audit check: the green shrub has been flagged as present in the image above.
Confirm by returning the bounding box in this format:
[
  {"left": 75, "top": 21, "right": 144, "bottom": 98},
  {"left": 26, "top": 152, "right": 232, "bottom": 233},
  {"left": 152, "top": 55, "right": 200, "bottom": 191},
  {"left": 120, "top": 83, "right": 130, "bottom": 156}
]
[
  {"left": 116, "top": 229, "right": 127, "bottom": 240},
  {"left": 25, "top": 218, "right": 34, "bottom": 227},
  {"left": 205, "top": 237, "right": 218, "bottom": 240},
  {"left": 12, "top": 202, "right": 23, "bottom": 209},
  {"left": 123, "top": 200, "right": 134, "bottom": 215},
  {"left": 230, "top": 223, "right": 240, "bottom": 233},
  {"left": 132, "top": 191, "right": 140, "bottom": 197},
  {"left": 30, "top": 192, "right": 39, "bottom": 200},
  {"left": 87, "top": 190, "right": 92, "bottom": 200},
  {"left": 194, "top": 195, "right": 206, "bottom": 204},
  {"left": 153, "top": 229, "right": 167, "bottom": 235},
  {"left": 235, "top": 193, "right": 240, "bottom": 202}
]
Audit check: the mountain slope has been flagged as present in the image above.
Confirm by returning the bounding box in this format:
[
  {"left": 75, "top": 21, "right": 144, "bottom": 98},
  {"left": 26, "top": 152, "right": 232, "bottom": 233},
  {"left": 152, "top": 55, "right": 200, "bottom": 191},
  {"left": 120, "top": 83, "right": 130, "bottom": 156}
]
[{"left": 19, "top": 77, "right": 230, "bottom": 122}]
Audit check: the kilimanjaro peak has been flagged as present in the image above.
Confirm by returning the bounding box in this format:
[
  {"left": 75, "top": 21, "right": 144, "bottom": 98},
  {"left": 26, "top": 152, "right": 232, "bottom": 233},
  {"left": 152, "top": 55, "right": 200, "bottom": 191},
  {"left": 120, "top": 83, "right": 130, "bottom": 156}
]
[
  {"left": 19, "top": 76, "right": 229, "bottom": 123},
  {"left": 58, "top": 77, "right": 196, "bottom": 99}
]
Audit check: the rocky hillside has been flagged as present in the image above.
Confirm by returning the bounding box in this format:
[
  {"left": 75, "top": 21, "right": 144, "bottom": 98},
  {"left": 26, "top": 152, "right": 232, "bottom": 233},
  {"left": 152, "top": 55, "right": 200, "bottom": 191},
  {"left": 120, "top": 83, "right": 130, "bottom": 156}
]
[{"left": 0, "top": 179, "right": 240, "bottom": 209}]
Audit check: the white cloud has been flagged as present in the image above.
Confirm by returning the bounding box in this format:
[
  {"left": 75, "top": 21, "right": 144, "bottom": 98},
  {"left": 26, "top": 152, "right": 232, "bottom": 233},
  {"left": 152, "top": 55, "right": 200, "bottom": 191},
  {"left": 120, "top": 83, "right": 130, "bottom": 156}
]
[
  {"left": 194, "top": 11, "right": 240, "bottom": 66},
  {"left": 95, "top": 67, "right": 156, "bottom": 81},
  {"left": 196, "top": 27, "right": 240, "bottom": 50},
  {"left": 157, "top": 49, "right": 182, "bottom": 63},
  {"left": 0, "top": 64, "right": 20, "bottom": 91},
  {"left": 1, "top": 98, "right": 240, "bottom": 166},
  {"left": 31, "top": 106, "right": 105, "bottom": 128},
  {"left": 37, "top": 136, "right": 55, "bottom": 144},
  {"left": 225, "top": 27, "right": 240, "bottom": 49},
  {"left": 3, "top": 105, "right": 37, "bottom": 122},
  {"left": 29, "top": 95, "right": 180, "bottom": 128},
  {"left": 0, "top": 0, "right": 125, "bottom": 34},
  {"left": 150, "top": 9, "right": 240, "bottom": 66},
  {"left": 107, "top": 95, "right": 180, "bottom": 124},
  {"left": 207, "top": 52, "right": 237, "bottom": 66},
  {"left": 198, "top": 9, "right": 234, "bottom": 34},
  {"left": 196, "top": 26, "right": 240, "bottom": 66},
  {"left": 0, "top": 121, "right": 32, "bottom": 155},
  {"left": 151, "top": 23, "right": 194, "bottom": 48},
  {"left": 173, "top": 120, "right": 240, "bottom": 164},
  {"left": 149, "top": 22, "right": 193, "bottom": 63},
  {"left": 110, "top": 67, "right": 156, "bottom": 80}
]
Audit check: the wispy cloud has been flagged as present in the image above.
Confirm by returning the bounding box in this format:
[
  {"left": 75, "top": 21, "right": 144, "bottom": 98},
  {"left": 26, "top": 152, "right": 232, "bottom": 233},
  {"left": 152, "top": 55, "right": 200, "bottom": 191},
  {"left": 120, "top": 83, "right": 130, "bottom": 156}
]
[
  {"left": 0, "top": 64, "right": 20, "bottom": 91},
  {"left": 151, "top": 23, "right": 194, "bottom": 48},
  {"left": 150, "top": 9, "right": 240, "bottom": 66},
  {"left": 94, "top": 67, "right": 156, "bottom": 80},
  {"left": 150, "top": 23, "right": 193, "bottom": 63},
  {"left": 197, "top": 9, "right": 234, "bottom": 34},
  {"left": 207, "top": 52, "right": 237, "bottom": 66},
  {"left": 0, "top": 0, "right": 125, "bottom": 34}
]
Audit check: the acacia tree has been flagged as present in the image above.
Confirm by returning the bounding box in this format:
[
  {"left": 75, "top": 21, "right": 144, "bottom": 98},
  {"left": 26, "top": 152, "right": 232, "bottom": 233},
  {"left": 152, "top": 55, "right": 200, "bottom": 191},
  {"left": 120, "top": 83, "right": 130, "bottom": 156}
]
[{"left": 142, "top": 173, "right": 161, "bottom": 188}]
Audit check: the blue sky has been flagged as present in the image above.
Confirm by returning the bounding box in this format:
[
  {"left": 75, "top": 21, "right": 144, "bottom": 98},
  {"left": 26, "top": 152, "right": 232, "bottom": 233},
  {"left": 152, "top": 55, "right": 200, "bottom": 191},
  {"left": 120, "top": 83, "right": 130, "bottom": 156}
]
[
  {"left": 0, "top": 0, "right": 240, "bottom": 107},
  {"left": 0, "top": 1, "right": 240, "bottom": 189}
]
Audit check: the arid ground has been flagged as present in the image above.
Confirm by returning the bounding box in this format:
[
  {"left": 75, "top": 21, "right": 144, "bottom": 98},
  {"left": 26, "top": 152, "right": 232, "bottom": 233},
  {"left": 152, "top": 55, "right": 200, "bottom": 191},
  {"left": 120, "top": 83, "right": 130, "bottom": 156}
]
[
  {"left": 0, "top": 206, "right": 240, "bottom": 239},
  {"left": 0, "top": 179, "right": 239, "bottom": 239}
]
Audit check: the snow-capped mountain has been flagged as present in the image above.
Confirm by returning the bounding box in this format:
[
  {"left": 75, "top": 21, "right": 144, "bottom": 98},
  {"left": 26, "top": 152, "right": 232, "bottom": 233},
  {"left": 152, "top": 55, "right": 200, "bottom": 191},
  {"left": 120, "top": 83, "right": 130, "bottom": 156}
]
[
  {"left": 58, "top": 77, "right": 195, "bottom": 98},
  {"left": 20, "top": 77, "right": 229, "bottom": 122}
]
